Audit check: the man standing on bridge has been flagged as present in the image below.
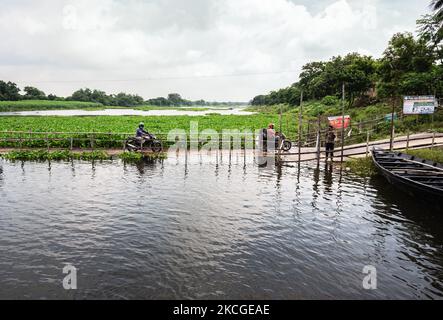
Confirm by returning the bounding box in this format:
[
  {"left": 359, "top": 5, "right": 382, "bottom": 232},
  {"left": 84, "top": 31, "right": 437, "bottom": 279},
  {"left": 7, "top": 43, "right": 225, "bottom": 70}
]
[{"left": 325, "top": 125, "right": 336, "bottom": 162}]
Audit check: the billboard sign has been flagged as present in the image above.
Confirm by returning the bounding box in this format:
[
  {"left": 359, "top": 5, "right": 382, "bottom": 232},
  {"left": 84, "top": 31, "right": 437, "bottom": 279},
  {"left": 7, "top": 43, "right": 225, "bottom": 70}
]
[
  {"left": 328, "top": 115, "right": 351, "bottom": 129},
  {"left": 403, "top": 96, "right": 436, "bottom": 115}
]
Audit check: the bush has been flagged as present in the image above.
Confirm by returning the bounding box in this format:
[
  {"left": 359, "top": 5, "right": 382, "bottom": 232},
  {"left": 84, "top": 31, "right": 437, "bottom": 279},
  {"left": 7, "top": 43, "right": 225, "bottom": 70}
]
[
  {"left": 321, "top": 95, "right": 339, "bottom": 106},
  {"left": 346, "top": 157, "right": 378, "bottom": 177}
]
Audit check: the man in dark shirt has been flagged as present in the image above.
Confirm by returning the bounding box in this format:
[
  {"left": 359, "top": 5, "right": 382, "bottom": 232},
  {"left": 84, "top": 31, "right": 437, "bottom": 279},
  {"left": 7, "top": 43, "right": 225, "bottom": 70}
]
[
  {"left": 136, "top": 122, "right": 149, "bottom": 138},
  {"left": 135, "top": 123, "right": 153, "bottom": 148},
  {"left": 325, "top": 125, "right": 336, "bottom": 161}
]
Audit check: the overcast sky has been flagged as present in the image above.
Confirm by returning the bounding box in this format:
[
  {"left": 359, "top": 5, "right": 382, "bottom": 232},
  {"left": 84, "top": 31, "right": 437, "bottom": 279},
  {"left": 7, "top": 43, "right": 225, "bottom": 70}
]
[{"left": 0, "top": 0, "right": 431, "bottom": 101}]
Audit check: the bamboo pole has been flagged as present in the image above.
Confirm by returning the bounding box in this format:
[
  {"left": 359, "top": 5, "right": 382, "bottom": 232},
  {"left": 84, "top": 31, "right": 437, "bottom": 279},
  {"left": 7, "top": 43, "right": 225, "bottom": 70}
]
[
  {"left": 286, "top": 115, "right": 289, "bottom": 138},
  {"left": 91, "top": 134, "right": 95, "bottom": 151},
  {"left": 340, "top": 83, "right": 345, "bottom": 164},
  {"left": 389, "top": 98, "right": 396, "bottom": 151},
  {"left": 406, "top": 130, "right": 410, "bottom": 151},
  {"left": 278, "top": 105, "right": 282, "bottom": 161},
  {"left": 316, "top": 115, "right": 321, "bottom": 162},
  {"left": 366, "top": 131, "right": 370, "bottom": 157},
  {"left": 298, "top": 91, "right": 303, "bottom": 163}
]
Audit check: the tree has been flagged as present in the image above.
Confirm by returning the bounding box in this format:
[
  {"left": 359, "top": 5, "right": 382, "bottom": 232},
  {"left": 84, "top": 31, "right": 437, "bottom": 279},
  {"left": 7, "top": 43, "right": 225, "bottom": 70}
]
[
  {"left": 377, "top": 32, "right": 435, "bottom": 97},
  {"left": 299, "top": 61, "right": 326, "bottom": 99},
  {"left": 23, "top": 86, "right": 46, "bottom": 100},
  {"left": 0, "top": 80, "right": 21, "bottom": 101},
  {"left": 431, "top": 0, "right": 443, "bottom": 25},
  {"left": 417, "top": 14, "right": 443, "bottom": 62},
  {"left": 68, "top": 88, "right": 93, "bottom": 102},
  {"left": 90, "top": 89, "right": 111, "bottom": 105},
  {"left": 167, "top": 93, "right": 183, "bottom": 105},
  {"left": 47, "top": 94, "right": 63, "bottom": 101},
  {"left": 112, "top": 92, "right": 144, "bottom": 107}
]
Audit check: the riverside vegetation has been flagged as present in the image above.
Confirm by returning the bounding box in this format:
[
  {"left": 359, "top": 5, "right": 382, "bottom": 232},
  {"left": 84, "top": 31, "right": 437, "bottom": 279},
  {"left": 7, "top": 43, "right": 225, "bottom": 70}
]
[{"left": 0, "top": 150, "right": 167, "bottom": 162}]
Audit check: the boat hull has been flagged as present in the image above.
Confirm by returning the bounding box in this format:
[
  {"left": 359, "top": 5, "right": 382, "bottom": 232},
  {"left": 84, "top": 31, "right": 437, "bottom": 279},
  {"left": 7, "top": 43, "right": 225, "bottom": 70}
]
[{"left": 372, "top": 150, "right": 443, "bottom": 204}]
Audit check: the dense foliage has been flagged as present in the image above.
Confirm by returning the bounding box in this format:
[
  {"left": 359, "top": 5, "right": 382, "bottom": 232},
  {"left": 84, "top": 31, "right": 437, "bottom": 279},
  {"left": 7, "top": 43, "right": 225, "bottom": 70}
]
[
  {"left": 0, "top": 84, "right": 245, "bottom": 107},
  {"left": 251, "top": 3, "right": 443, "bottom": 107}
]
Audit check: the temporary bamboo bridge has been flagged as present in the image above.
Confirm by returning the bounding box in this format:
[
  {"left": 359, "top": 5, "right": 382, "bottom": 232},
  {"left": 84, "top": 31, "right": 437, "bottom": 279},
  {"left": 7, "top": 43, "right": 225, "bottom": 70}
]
[{"left": 0, "top": 130, "right": 441, "bottom": 162}]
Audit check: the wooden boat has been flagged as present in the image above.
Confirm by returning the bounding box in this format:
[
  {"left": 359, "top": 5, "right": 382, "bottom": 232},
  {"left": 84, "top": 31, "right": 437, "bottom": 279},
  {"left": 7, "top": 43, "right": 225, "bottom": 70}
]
[{"left": 372, "top": 149, "right": 443, "bottom": 202}]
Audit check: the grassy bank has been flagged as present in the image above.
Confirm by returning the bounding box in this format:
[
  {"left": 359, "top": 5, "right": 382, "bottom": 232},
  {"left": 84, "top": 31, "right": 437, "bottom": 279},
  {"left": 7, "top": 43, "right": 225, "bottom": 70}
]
[
  {"left": 346, "top": 157, "right": 378, "bottom": 177},
  {"left": 405, "top": 148, "right": 443, "bottom": 164},
  {"left": 248, "top": 101, "right": 443, "bottom": 142},
  {"left": 0, "top": 100, "right": 105, "bottom": 112}
]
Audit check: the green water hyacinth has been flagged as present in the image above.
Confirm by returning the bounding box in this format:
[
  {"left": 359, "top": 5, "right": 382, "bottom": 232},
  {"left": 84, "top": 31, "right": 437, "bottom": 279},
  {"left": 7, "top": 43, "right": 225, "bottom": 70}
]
[
  {"left": 119, "top": 151, "right": 167, "bottom": 162},
  {"left": 0, "top": 150, "right": 111, "bottom": 161}
]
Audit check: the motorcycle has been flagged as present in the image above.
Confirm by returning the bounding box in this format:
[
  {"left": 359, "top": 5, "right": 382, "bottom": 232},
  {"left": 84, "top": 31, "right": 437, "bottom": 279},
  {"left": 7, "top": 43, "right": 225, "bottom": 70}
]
[
  {"left": 256, "top": 130, "right": 292, "bottom": 152},
  {"left": 125, "top": 134, "right": 163, "bottom": 153},
  {"left": 277, "top": 133, "right": 292, "bottom": 152}
]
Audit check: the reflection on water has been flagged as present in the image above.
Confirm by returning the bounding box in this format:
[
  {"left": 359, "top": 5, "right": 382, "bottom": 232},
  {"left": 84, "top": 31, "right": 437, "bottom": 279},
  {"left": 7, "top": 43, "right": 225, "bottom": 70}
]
[{"left": 0, "top": 152, "right": 442, "bottom": 300}]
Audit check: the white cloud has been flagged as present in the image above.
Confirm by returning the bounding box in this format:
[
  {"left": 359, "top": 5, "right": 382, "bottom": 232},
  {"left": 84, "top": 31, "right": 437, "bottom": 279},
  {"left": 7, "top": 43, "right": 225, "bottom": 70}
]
[{"left": 0, "top": 0, "right": 430, "bottom": 101}]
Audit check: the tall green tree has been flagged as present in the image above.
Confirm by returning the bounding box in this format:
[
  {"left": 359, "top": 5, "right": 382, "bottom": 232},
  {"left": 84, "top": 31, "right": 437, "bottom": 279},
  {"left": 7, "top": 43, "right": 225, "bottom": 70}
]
[
  {"left": 0, "top": 81, "right": 21, "bottom": 101},
  {"left": 377, "top": 32, "right": 435, "bottom": 97},
  {"left": 417, "top": 14, "right": 443, "bottom": 62},
  {"left": 23, "top": 86, "right": 46, "bottom": 100}
]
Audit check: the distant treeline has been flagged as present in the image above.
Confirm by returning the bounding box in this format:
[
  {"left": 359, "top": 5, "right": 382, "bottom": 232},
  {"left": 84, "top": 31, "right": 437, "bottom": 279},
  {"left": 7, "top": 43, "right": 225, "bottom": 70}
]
[
  {"left": 251, "top": 6, "right": 443, "bottom": 107},
  {"left": 0, "top": 83, "right": 245, "bottom": 107}
]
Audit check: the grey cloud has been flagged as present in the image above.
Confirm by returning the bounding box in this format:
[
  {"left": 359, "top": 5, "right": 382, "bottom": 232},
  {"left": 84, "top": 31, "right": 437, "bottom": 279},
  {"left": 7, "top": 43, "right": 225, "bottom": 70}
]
[{"left": 0, "top": 0, "right": 431, "bottom": 101}]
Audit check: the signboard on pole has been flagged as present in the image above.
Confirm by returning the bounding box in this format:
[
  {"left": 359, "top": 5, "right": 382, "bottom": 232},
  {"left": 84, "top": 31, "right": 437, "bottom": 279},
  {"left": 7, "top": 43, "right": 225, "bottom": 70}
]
[
  {"left": 328, "top": 115, "right": 351, "bottom": 129},
  {"left": 403, "top": 96, "right": 436, "bottom": 115}
]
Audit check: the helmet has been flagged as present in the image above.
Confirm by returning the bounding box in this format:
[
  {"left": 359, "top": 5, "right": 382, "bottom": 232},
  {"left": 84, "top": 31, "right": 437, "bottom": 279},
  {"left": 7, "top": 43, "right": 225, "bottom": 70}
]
[
  {"left": 139, "top": 122, "right": 145, "bottom": 128},
  {"left": 268, "top": 123, "right": 275, "bottom": 129}
]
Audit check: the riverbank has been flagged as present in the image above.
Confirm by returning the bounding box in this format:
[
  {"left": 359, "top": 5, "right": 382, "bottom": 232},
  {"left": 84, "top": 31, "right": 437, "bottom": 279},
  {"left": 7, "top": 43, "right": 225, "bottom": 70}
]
[
  {"left": 346, "top": 157, "right": 378, "bottom": 177},
  {"left": 0, "top": 100, "right": 231, "bottom": 113},
  {"left": 0, "top": 100, "right": 104, "bottom": 112},
  {"left": 345, "top": 147, "right": 443, "bottom": 177},
  {"left": 406, "top": 147, "right": 443, "bottom": 163}
]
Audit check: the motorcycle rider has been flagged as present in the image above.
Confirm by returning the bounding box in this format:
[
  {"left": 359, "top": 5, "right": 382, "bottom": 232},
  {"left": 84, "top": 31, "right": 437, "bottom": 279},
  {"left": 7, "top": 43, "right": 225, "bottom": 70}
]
[
  {"left": 135, "top": 122, "right": 152, "bottom": 144},
  {"left": 267, "top": 123, "right": 276, "bottom": 140}
]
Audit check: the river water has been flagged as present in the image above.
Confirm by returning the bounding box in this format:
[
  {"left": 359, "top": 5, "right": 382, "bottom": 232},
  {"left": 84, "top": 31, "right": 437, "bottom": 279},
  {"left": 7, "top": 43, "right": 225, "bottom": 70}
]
[
  {"left": 0, "top": 108, "right": 255, "bottom": 117},
  {"left": 0, "top": 152, "right": 442, "bottom": 300}
]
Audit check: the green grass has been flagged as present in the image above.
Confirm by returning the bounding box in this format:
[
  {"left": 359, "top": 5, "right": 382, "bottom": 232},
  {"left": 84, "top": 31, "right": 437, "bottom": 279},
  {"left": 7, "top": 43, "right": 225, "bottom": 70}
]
[
  {"left": 405, "top": 148, "right": 443, "bottom": 164},
  {"left": 346, "top": 157, "right": 378, "bottom": 177},
  {"left": 0, "top": 100, "right": 104, "bottom": 112}
]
